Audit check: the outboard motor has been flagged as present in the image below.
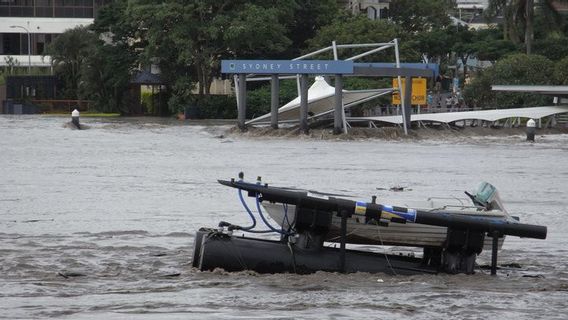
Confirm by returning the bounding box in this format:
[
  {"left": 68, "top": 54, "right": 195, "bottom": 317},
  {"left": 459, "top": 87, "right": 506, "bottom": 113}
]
[{"left": 465, "top": 182, "right": 506, "bottom": 212}]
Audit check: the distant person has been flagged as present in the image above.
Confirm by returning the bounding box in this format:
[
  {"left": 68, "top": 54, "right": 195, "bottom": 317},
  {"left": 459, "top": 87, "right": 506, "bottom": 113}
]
[
  {"left": 445, "top": 96, "right": 452, "bottom": 111},
  {"left": 435, "top": 75, "right": 443, "bottom": 93},
  {"left": 451, "top": 96, "right": 459, "bottom": 112}
]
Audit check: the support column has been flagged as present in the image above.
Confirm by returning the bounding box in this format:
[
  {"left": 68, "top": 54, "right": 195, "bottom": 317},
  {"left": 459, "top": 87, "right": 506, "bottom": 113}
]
[
  {"left": 299, "top": 74, "right": 309, "bottom": 134},
  {"left": 491, "top": 231, "right": 500, "bottom": 275},
  {"left": 237, "top": 73, "right": 247, "bottom": 131},
  {"left": 334, "top": 74, "right": 343, "bottom": 135},
  {"left": 402, "top": 76, "right": 412, "bottom": 133},
  {"left": 339, "top": 209, "right": 348, "bottom": 273},
  {"left": 270, "top": 74, "right": 279, "bottom": 130}
]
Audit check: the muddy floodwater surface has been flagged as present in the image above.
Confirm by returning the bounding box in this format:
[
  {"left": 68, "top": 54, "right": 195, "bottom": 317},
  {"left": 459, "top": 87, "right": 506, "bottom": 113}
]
[{"left": 1, "top": 115, "right": 567, "bottom": 319}]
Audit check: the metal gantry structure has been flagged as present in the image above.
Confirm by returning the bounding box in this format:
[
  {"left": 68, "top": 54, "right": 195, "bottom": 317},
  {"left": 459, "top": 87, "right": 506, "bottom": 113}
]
[{"left": 223, "top": 39, "right": 435, "bottom": 135}]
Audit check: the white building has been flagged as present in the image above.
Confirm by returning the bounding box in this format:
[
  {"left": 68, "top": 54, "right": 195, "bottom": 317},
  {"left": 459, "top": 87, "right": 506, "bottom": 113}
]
[
  {"left": 340, "top": 0, "right": 390, "bottom": 20},
  {"left": 0, "top": 1, "right": 110, "bottom": 68},
  {"left": 455, "top": 0, "right": 488, "bottom": 10}
]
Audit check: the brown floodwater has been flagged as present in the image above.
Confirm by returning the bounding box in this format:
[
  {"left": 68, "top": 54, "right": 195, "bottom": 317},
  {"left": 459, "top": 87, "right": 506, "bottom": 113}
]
[{"left": 1, "top": 115, "right": 567, "bottom": 319}]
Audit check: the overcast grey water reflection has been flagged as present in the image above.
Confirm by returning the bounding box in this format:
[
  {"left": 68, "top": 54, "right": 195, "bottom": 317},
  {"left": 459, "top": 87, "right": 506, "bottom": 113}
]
[{"left": 1, "top": 115, "right": 567, "bottom": 319}]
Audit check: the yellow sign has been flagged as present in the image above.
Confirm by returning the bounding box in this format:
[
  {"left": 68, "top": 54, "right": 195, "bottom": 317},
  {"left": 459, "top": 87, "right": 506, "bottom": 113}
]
[{"left": 392, "top": 78, "right": 427, "bottom": 105}]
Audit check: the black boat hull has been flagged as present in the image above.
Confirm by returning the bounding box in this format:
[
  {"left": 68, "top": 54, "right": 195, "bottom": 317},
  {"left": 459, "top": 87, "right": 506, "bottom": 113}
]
[{"left": 192, "top": 229, "right": 438, "bottom": 275}]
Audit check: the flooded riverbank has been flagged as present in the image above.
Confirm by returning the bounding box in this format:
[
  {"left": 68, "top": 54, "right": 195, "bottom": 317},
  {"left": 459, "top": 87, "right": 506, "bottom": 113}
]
[{"left": 1, "top": 115, "right": 567, "bottom": 319}]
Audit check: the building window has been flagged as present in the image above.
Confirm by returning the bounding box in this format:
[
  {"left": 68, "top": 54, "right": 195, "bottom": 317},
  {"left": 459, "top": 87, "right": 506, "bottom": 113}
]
[
  {"left": 0, "top": 33, "right": 56, "bottom": 55},
  {"left": 0, "top": 0, "right": 99, "bottom": 18}
]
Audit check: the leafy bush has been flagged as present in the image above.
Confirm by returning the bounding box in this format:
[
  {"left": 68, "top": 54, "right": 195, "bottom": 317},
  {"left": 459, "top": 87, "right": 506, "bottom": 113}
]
[
  {"left": 553, "top": 57, "right": 568, "bottom": 85},
  {"left": 463, "top": 54, "right": 554, "bottom": 109},
  {"left": 183, "top": 95, "right": 237, "bottom": 119}
]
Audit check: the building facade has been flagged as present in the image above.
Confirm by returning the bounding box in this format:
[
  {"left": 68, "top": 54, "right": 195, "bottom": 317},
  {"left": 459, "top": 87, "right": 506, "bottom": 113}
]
[
  {"left": 339, "top": 0, "right": 390, "bottom": 20},
  {"left": 0, "top": 0, "right": 111, "bottom": 68}
]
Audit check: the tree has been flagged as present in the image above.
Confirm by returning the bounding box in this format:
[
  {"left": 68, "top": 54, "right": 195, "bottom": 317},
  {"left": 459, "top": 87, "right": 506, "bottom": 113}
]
[
  {"left": 409, "top": 29, "right": 454, "bottom": 65},
  {"left": 470, "top": 27, "right": 518, "bottom": 62},
  {"left": 553, "top": 57, "right": 568, "bottom": 85},
  {"left": 305, "top": 15, "right": 402, "bottom": 61},
  {"left": 284, "top": 0, "right": 341, "bottom": 58},
  {"left": 74, "top": 0, "right": 140, "bottom": 113},
  {"left": 46, "top": 26, "right": 98, "bottom": 100},
  {"left": 532, "top": 33, "right": 568, "bottom": 61},
  {"left": 125, "top": 0, "right": 295, "bottom": 113},
  {"left": 463, "top": 54, "right": 554, "bottom": 109},
  {"left": 80, "top": 40, "right": 135, "bottom": 113},
  {"left": 388, "top": 0, "right": 454, "bottom": 34},
  {"left": 486, "top": 0, "right": 568, "bottom": 54}
]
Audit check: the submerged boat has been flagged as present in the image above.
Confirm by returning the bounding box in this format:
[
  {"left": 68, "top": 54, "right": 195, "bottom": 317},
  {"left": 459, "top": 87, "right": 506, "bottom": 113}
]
[
  {"left": 261, "top": 182, "right": 510, "bottom": 250},
  {"left": 192, "top": 175, "right": 547, "bottom": 275}
]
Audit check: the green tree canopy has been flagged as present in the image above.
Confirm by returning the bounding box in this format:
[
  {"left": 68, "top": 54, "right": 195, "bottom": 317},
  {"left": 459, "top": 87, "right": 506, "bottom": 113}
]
[
  {"left": 305, "top": 15, "right": 402, "bottom": 61},
  {"left": 464, "top": 54, "right": 554, "bottom": 109},
  {"left": 46, "top": 26, "right": 98, "bottom": 100},
  {"left": 388, "top": 0, "right": 453, "bottom": 34},
  {"left": 123, "top": 0, "right": 296, "bottom": 112},
  {"left": 553, "top": 56, "right": 568, "bottom": 85}
]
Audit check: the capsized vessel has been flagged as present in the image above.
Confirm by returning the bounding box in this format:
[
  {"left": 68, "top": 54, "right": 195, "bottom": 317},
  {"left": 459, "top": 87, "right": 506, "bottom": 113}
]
[{"left": 192, "top": 174, "right": 547, "bottom": 275}]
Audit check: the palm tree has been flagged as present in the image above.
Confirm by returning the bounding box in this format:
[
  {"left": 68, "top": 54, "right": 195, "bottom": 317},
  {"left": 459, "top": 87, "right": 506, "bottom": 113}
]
[{"left": 486, "top": 0, "right": 567, "bottom": 55}]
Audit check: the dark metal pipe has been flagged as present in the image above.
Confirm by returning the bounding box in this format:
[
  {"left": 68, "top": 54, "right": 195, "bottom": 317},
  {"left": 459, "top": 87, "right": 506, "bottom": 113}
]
[
  {"left": 339, "top": 209, "right": 347, "bottom": 273},
  {"left": 413, "top": 211, "right": 547, "bottom": 240},
  {"left": 218, "top": 179, "right": 547, "bottom": 240},
  {"left": 491, "top": 231, "right": 499, "bottom": 275}
]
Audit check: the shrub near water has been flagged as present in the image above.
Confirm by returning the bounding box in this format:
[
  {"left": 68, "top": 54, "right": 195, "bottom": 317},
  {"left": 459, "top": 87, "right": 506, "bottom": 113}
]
[{"left": 464, "top": 54, "right": 555, "bottom": 109}]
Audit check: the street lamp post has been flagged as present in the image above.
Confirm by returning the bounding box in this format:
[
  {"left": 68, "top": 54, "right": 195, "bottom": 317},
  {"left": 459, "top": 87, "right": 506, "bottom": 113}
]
[{"left": 10, "top": 25, "right": 31, "bottom": 74}]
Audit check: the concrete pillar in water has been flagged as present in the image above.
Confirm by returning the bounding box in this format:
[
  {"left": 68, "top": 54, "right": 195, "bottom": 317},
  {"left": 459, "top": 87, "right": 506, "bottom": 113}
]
[
  {"left": 334, "top": 75, "right": 343, "bottom": 135},
  {"left": 71, "top": 109, "right": 80, "bottom": 129},
  {"left": 270, "top": 74, "right": 279, "bottom": 130},
  {"left": 299, "top": 74, "right": 309, "bottom": 135},
  {"left": 526, "top": 118, "right": 536, "bottom": 142},
  {"left": 237, "top": 73, "right": 247, "bottom": 131}
]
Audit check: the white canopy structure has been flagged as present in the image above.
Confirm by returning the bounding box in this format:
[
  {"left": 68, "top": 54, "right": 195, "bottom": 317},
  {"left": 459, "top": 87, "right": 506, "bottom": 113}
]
[
  {"left": 347, "top": 106, "right": 568, "bottom": 125},
  {"left": 246, "top": 76, "right": 392, "bottom": 125},
  {"left": 491, "top": 85, "right": 568, "bottom": 97}
]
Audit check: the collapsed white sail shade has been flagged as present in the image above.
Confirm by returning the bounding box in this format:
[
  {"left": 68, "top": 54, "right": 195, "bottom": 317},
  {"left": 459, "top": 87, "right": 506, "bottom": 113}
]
[
  {"left": 246, "top": 76, "right": 393, "bottom": 125},
  {"left": 347, "top": 106, "right": 568, "bottom": 125}
]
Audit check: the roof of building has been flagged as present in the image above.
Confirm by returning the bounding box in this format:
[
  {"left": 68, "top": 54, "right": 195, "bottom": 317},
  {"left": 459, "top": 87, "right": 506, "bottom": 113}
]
[
  {"left": 130, "top": 70, "right": 163, "bottom": 85},
  {"left": 492, "top": 85, "right": 568, "bottom": 97}
]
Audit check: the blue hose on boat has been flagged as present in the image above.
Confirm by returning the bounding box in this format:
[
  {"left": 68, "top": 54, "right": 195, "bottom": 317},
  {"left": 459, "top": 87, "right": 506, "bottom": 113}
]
[
  {"left": 255, "top": 193, "right": 293, "bottom": 236},
  {"left": 238, "top": 188, "right": 257, "bottom": 230},
  {"left": 220, "top": 179, "right": 294, "bottom": 236},
  {"left": 226, "top": 184, "right": 280, "bottom": 234}
]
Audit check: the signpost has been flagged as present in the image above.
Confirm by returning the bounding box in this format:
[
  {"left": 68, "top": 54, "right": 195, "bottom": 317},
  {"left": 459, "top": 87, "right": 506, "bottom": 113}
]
[
  {"left": 221, "top": 60, "right": 354, "bottom": 75},
  {"left": 392, "top": 78, "right": 427, "bottom": 105},
  {"left": 222, "top": 60, "right": 354, "bottom": 133},
  {"left": 221, "top": 57, "right": 435, "bottom": 134}
]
